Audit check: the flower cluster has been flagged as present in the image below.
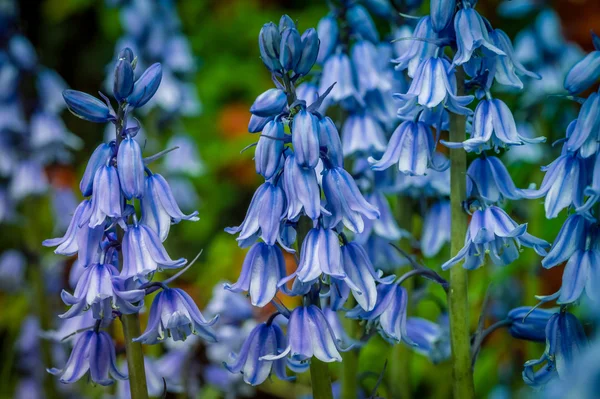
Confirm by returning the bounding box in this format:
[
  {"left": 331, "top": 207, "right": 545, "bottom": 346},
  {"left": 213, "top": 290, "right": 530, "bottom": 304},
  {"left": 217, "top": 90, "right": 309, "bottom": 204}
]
[{"left": 43, "top": 48, "right": 216, "bottom": 390}]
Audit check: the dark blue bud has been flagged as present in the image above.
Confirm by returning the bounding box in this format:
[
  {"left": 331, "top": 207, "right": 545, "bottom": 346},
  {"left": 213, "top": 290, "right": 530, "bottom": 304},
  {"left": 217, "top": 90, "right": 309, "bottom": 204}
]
[
  {"left": 295, "top": 28, "right": 320, "bottom": 76},
  {"left": 62, "top": 90, "right": 113, "bottom": 123},
  {"left": 127, "top": 63, "right": 162, "bottom": 108},
  {"left": 508, "top": 307, "right": 555, "bottom": 342},
  {"left": 80, "top": 142, "right": 114, "bottom": 197},
  {"left": 118, "top": 47, "right": 134, "bottom": 63},
  {"left": 113, "top": 59, "right": 135, "bottom": 101},
  {"left": 347, "top": 5, "right": 379, "bottom": 43},
  {"left": 279, "top": 15, "right": 296, "bottom": 32},
  {"left": 259, "top": 22, "right": 282, "bottom": 72},
  {"left": 430, "top": 0, "right": 456, "bottom": 33},
  {"left": 250, "top": 89, "right": 287, "bottom": 117},
  {"left": 117, "top": 136, "right": 145, "bottom": 199},
  {"left": 316, "top": 15, "right": 339, "bottom": 64},
  {"left": 279, "top": 28, "right": 302, "bottom": 71},
  {"left": 255, "top": 121, "right": 285, "bottom": 179},
  {"left": 248, "top": 114, "right": 274, "bottom": 133},
  {"left": 564, "top": 51, "right": 600, "bottom": 94}
]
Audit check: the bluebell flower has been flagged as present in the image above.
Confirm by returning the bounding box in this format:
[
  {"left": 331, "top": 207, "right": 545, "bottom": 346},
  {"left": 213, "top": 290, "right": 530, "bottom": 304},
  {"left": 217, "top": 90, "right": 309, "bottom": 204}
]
[
  {"left": 351, "top": 40, "right": 391, "bottom": 96},
  {"left": 392, "top": 18, "right": 438, "bottom": 78},
  {"left": 127, "top": 63, "right": 162, "bottom": 108},
  {"left": 259, "top": 22, "right": 282, "bottom": 72},
  {"left": 542, "top": 214, "right": 591, "bottom": 269},
  {"left": 360, "top": 191, "right": 405, "bottom": 241},
  {"left": 250, "top": 89, "right": 287, "bottom": 118},
  {"left": 443, "top": 99, "right": 545, "bottom": 152},
  {"left": 279, "top": 27, "right": 302, "bottom": 71},
  {"left": 430, "top": 0, "right": 455, "bottom": 33},
  {"left": 395, "top": 57, "right": 474, "bottom": 117},
  {"left": 121, "top": 222, "right": 186, "bottom": 280},
  {"left": 421, "top": 200, "right": 451, "bottom": 258},
  {"left": 113, "top": 58, "right": 135, "bottom": 102},
  {"left": 347, "top": 283, "right": 410, "bottom": 344},
  {"left": 346, "top": 4, "right": 378, "bottom": 43},
  {"left": 557, "top": 244, "right": 600, "bottom": 304},
  {"left": 368, "top": 120, "right": 436, "bottom": 176},
  {"left": 318, "top": 116, "right": 344, "bottom": 168},
  {"left": 225, "top": 242, "right": 286, "bottom": 307},
  {"left": 441, "top": 205, "right": 549, "bottom": 270},
  {"left": 322, "top": 307, "right": 354, "bottom": 347},
  {"left": 135, "top": 287, "right": 218, "bottom": 344},
  {"left": 523, "top": 152, "right": 588, "bottom": 219},
  {"left": 564, "top": 33, "right": 600, "bottom": 94},
  {"left": 507, "top": 306, "right": 555, "bottom": 342},
  {"left": 565, "top": 91, "right": 600, "bottom": 158},
  {"left": 117, "top": 135, "right": 145, "bottom": 199},
  {"left": 255, "top": 120, "right": 285, "bottom": 179},
  {"left": 60, "top": 262, "right": 145, "bottom": 319},
  {"left": 224, "top": 322, "right": 290, "bottom": 385},
  {"left": 225, "top": 181, "right": 285, "bottom": 246},
  {"left": 296, "top": 28, "right": 320, "bottom": 76},
  {"left": 48, "top": 330, "right": 126, "bottom": 385},
  {"left": 523, "top": 311, "right": 587, "bottom": 387},
  {"left": 141, "top": 172, "right": 199, "bottom": 242},
  {"left": 466, "top": 154, "right": 533, "bottom": 202},
  {"left": 405, "top": 317, "right": 451, "bottom": 363},
  {"left": 282, "top": 153, "right": 321, "bottom": 221},
  {"left": 322, "top": 166, "right": 380, "bottom": 233},
  {"left": 296, "top": 82, "right": 319, "bottom": 105},
  {"left": 293, "top": 109, "right": 321, "bottom": 169},
  {"left": 342, "top": 111, "right": 387, "bottom": 157},
  {"left": 248, "top": 114, "right": 273, "bottom": 133},
  {"left": 316, "top": 14, "right": 338, "bottom": 64},
  {"left": 319, "top": 53, "right": 362, "bottom": 109},
  {"left": 453, "top": 7, "right": 505, "bottom": 66},
  {"left": 62, "top": 90, "right": 114, "bottom": 123},
  {"left": 263, "top": 305, "right": 344, "bottom": 363},
  {"left": 84, "top": 164, "right": 122, "bottom": 228},
  {"left": 489, "top": 29, "right": 541, "bottom": 89}
]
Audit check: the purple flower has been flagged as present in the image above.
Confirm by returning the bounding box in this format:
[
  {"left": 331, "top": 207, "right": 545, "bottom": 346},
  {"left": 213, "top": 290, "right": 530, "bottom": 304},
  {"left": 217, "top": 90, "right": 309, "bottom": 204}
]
[
  {"left": 557, "top": 246, "right": 600, "bottom": 304},
  {"left": 467, "top": 154, "right": 533, "bottom": 202},
  {"left": 489, "top": 29, "right": 540, "bottom": 89},
  {"left": 84, "top": 164, "right": 122, "bottom": 228},
  {"left": 322, "top": 166, "right": 380, "bottom": 233},
  {"left": 141, "top": 172, "right": 199, "bottom": 242},
  {"left": 392, "top": 17, "right": 438, "bottom": 78},
  {"left": 117, "top": 135, "right": 145, "bottom": 199},
  {"left": 565, "top": 91, "right": 600, "bottom": 158},
  {"left": 225, "top": 242, "right": 286, "bottom": 307},
  {"left": 453, "top": 8, "right": 505, "bottom": 66},
  {"left": 225, "top": 181, "right": 285, "bottom": 246},
  {"left": 542, "top": 214, "right": 591, "bottom": 269},
  {"left": 121, "top": 222, "right": 186, "bottom": 279},
  {"left": 441, "top": 206, "right": 549, "bottom": 270},
  {"left": 292, "top": 109, "right": 320, "bottom": 169},
  {"left": 421, "top": 200, "right": 451, "bottom": 258},
  {"left": 48, "top": 330, "right": 126, "bottom": 385},
  {"left": 225, "top": 322, "right": 290, "bottom": 385},
  {"left": 286, "top": 227, "right": 345, "bottom": 283},
  {"left": 282, "top": 153, "right": 321, "bottom": 221},
  {"left": 135, "top": 287, "right": 218, "bottom": 344}
]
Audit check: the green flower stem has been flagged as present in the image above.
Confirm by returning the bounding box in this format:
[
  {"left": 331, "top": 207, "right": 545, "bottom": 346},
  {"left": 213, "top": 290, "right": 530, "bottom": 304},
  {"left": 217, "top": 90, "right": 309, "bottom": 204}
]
[
  {"left": 448, "top": 69, "right": 476, "bottom": 399},
  {"left": 121, "top": 313, "right": 149, "bottom": 399},
  {"left": 310, "top": 358, "right": 334, "bottom": 399}
]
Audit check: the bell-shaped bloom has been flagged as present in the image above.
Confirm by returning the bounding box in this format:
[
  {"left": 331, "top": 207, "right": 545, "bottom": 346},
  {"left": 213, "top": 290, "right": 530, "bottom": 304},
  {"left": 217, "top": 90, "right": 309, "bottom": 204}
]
[
  {"left": 279, "top": 27, "right": 302, "bottom": 71},
  {"left": 508, "top": 307, "right": 555, "bottom": 342},
  {"left": 351, "top": 40, "right": 391, "bottom": 96},
  {"left": 346, "top": 4, "right": 379, "bottom": 43},
  {"left": 318, "top": 116, "right": 344, "bottom": 168},
  {"left": 322, "top": 166, "right": 380, "bottom": 233},
  {"left": 405, "top": 317, "right": 451, "bottom": 363},
  {"left": 296, "top": 28, "right": 319, "bottom": 76},
  {"left": 392, "top": 17, "right": 439, "bottom": 78},
  {"left": 60, "top": 262, "right": 145, "bottom": 319},
  {"left": 565, "top": 92, "right": 600, "bottom": 158},
  {"left": 319, "top": 53, "right": 361, "bottom": 109},
  {"left": 490, "top": 29, "right": 540, "bottom": 89},
  {"left": 141, "top": 172, "right": 199, "bottom": 242},
  {"left": 361, "top": 191, "right": 405, "bottom": 241},
  {"left": 341, "top": 242, "right": 394, "bottom": 311},
  {"left": 316, "top": 14, "right": 338, "bottom": 64},
  {"left": 282, "top": 153, "right": 321, "bottom": 221},
  {"left": 557, "top": 247, "right": 600, "bottom": 304},
  {"left": 79, "top": 142, "right": 115, "bottom": 195},
  {"left": 135, "top": 287, "right": 218, "bottom": 344},
  {"left": 117, "top": 136, "right": 145, "bottom": 199},
  {"left": 288, "top": 227, "right": 345, "bottom": 283},
  {"left": 84, "top": 164, "right": 122, "bottom": 228},
  {"left": 564, "top": 42, "right": 600, "bottom": 94},
  {"left": 263, "top": 305, "right": 344, "bottom": 363},
  {"left": 453, "top": 8, "right": 505, "bottom": 66},
  {"left": 255, "top": 120, "right": 285, "bottom": 179},
  {"left": 395, "top": 57, "right": 474, "bottom": 118},
  {"left": 467, "top": 154, "right": 533, "bottom": 202},
  {"left": 292, "top": 109, "right": 320, "bottom": 169},
  {"left": 441, "top": 206, "right": 550, "bottom": 270},
  {"left": 224, "top": 322, "right": 290, "bottom": 385},
  {"left": 127, "top": 63, "right": 162, "bottom": 108},
  {"left": 523, "top": 312, "right": 587, "bottom": 387},
  {"left": 259, "top": 22, "right": 282, "bottom": 72},
  {"left": 342, "top": 111, "right": 387, "bottom": 157},
  {"left": 421, "top": 200, "right": 451, "bottom": 257},
  {"left": 347, "top": 283, "right": 410, "bottom": 343},
  {"left": 444, "top": 99, "right": 545, "bottom": 152},
  {"left": 542, "top": 214, "right": 591, "bottom": 269},
  {"left": 113, "top": 58, "right": 134, "bottom": 101},
  {"left": 430, "top": 0, "right": 455, "bottom": 32},
  {"left": 296, "top": 82, "right": 319, "bottom": 105},
  {"left": 121, "top": 222, "right": 186, "bottom": 280},
  {"left": 369, "top": 120, "right": 435, "bottom": 176},
  {"left": 225, "top": 242, "right": 285, "bottom": 307},
  {"left": 225, "top": 181, "right": 285, "bottom": 246},
  {"left": 523, "top": 152, "right": 587, "bottom": 219},
  {"left": 62, "top": 90, "right": 113, "bottom": 123},
  {"left": 250, "top": 89, "right": 287, "bottom": 117},
  {"left": 48, "top": 330, "right": 126, "bottom": 385}
]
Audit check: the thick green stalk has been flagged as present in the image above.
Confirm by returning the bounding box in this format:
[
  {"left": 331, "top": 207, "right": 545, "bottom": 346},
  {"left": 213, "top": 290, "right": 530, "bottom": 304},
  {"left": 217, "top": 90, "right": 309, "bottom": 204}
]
[
  {"left": 121, "top": 313, "right": 149, "bottom": 399},
  {"left": 447, "top": 71, "right": 475, "bottom": 399},
  {"left": 310, "top": 358, "right": 334, "bottom": 399}
]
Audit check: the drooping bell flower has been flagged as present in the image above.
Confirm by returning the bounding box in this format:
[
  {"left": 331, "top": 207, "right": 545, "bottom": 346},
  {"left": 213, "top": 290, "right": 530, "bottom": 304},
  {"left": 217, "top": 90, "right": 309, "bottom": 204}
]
[
  {"left": 542, "top": 214, "right": 591, "bottom": 269},
  {"left": 507, "top": 307, "right": 555, "bottom": 342},
  {"left": 319, "top": 53, "right": 362, "bottom": 109},
  {"left": 453, "top": 7, "right": 505, "bottom": 66},
  {"left": 342, "top": 111, "right": 387, "bottom": 157},
  {"left": 255, "top": 120, "right": 285, "bottom": 179},
  {"left": 466, "top": 154, "right": 533, "bottom": 202},
  {"left": 557, "top": 245, "right": 600, "bottom": 304},
  {"left": 351, "top": 40, "right": 391, "bottom": 96},
  {"left": 48, "top": 330, "right": 126, "bottom": 385},
  {"left": 360, "top": 191, "right": 405, "bottom": 241},
  {"left": 84, "top": 164, "right": 122, "bottom": 228},
  {"left": 564, "top": 32, "right": 600, "bottom": 94},
  {"left": 565, "top": 91, "right": 600, "bottom": 158},
  {"left": 282, "top": 153, "right": 321, "bottom": 221},
  {"left": 430, "top": 0, "right": 455, "bottom": 33},
  {"left": 292, "top": 109, "right": 320, "bottom": 169},
  {"left": 117, "top": 135, "right": 145, "bottom": 199},
  {"left": 489, "top": 29, "right": 541, "bottom": 89},
  {"left": 405, "top": 317, "right": 451, "bottom": 363},
  {"left": 79, "top": 142, "right": 114, "bottom": 196},
  {"left": 135, "top": 287, "right": 218, "bottom": 344},
  {"left": 346, "top": 4, "right": 379, "bottom": 43},
  {"left": 225, "top": 242, "right": 286, "bottom": 307},
  {"left": 441, "top": 205, "right": 550, "bottom": 270},
  {"left": 392, "top": 17, "right": 439, "bottom": 78},
  {"left": 421, "top": 200, "right": 451, "bottom": 258},
  {"left": 318, "top": 116, "right": 344, "bottom": 168},
  {"left": 316, "top": 14, "right": 338, "bottom": 64},
  {"left": 224, "top": 322, "right": 290, "bottom": 385}
]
